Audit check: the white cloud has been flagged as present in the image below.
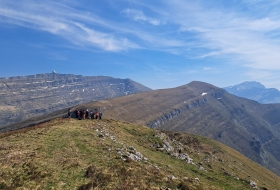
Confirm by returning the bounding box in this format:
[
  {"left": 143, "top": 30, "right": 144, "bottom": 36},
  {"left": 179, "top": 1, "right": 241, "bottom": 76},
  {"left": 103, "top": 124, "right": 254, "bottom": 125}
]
[
  {"left": 246, "top": 70, "right": 273, "bottom": 79},
  {"left": 162, "top": 0, "right": 280, "bottom": 70},
  {"left": 1, "top": 0, "right": 280, "bottom": 72},
  {"left": 122, "top": 8, "right": 161, "bottom": 25},
  {"left": 72, "top": 22, "right": 139, "bottom": 51},
  {"left": 0, "top": 1, "right": 138, "bottom": 52}
]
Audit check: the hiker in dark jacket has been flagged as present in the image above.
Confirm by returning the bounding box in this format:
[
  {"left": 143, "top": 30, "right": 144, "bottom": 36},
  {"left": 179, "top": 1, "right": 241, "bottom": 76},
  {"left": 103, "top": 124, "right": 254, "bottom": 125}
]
[
  {"left": 68, "top": 109, "right": 71, "bottom": 119},
  {"left": 89, "top": 111, "right": 93, "bottom": 119},
  {"left": 75, "top": 109, "right": 78, "bottom": 119},
  {"left": 99, "top": 112, "right": 102, "bottom": 120},
  {"left": 80, "top": 109, "right": 84, "bottom": 120},
  {"left": 86, "top": 109, "right": 89, "bottom": 119},
  {"left": 78, "top": 110, "right": 81, "bottom": 120}
]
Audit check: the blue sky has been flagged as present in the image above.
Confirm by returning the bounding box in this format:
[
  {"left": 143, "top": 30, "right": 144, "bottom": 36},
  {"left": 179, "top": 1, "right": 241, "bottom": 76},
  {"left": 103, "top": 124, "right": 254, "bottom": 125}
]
[{"left": 1, "top": 0, "right": 280, "bottom": 90}]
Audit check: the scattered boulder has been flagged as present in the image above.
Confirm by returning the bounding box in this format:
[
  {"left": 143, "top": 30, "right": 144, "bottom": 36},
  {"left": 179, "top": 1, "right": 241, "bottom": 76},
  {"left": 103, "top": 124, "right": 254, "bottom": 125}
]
[
  {"left": 171, "top": 153, "right": 194, "bottom": 164},
  {"left": 98, "top": 133, "right": 105, "bottom": 138},
  {"left": 116, "top": 147, "right": 147, "bottom": 162},
  {"left": 129, "top": 146, "right": 136, "bottom": 151},
  {"left": 160, "top": 187, "right": 171, "bottom": 190},
  {"left": 163, "top": 140, "right": 174, "bottom": 152},
  {"left": 128, "top": 151, "right": 144, "bottom": 162},
  {"left": 168, "top": 175, "right": 178, "bottom": 180},
  {"left": 250, "top": 180, "right": 258, "bottom": 189},
  {"left": 224, "top": 171, "right": 232, "bottom": 176},
  {"left": 199, "top": 165, "right": 206, "bottom": 171}
]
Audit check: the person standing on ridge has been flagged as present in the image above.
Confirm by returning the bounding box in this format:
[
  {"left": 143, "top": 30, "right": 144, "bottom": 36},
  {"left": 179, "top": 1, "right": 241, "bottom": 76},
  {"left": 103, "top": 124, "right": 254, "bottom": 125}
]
[
  {"left": 86, "top": 109, "right": 89, "bottom": 119},
  {"left": 95, "top": 111, "right": 99, "bottom": 119},
  {"left": 75, "top": 109, "right": 78, "bottom": 119},
  {"left": 78, "top": 110, "right": 81, "bottom": 120},
  {"left": 68, "top": 109, "right": 71, "bottom": 119}
]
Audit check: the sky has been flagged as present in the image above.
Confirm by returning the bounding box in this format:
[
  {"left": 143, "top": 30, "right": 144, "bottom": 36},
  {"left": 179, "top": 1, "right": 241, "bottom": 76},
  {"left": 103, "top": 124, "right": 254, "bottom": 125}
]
[{"left": 1, "top": 0, "right": 280, "bottom": 90}]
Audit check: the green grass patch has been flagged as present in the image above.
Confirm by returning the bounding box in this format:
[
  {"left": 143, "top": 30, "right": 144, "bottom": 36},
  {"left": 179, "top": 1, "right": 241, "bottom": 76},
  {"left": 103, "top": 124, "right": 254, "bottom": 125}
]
[{"left": 0, "top": 118, "right": 280, "bottom": 189}]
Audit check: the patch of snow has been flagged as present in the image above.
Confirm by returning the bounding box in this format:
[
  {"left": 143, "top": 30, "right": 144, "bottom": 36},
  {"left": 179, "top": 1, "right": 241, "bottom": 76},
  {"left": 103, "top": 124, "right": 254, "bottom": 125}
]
[
  {"left": 184, "top": 101, "right": 187, "bottom": 104},
  {"left": 92, "top": 89, "right": 94, "bottom": 91},
  {"left": 61, "top": 85, "right": 65, "bottom": 87},
  {"left": 202, "top": 92, "right": 207, "bottom": 96},
  {"left": 26, "top": 83, "right": 30, "bottom": 84},
  {"left": 47, "top": 81, "right": 53, "bottom": 82},
  {"left": 83, "top": 89, "right": 85, "bottom": 92}
]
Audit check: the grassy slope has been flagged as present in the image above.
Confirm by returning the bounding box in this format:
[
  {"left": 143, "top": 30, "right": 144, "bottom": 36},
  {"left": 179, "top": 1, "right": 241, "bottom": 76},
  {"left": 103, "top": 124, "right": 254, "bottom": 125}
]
[{"left": 1, "top": 118, "right": 280, "bottom": 190}]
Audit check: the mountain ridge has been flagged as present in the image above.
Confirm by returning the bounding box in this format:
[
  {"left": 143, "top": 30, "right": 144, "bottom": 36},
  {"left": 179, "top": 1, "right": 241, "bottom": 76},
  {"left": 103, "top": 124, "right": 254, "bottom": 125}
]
[
  {"left": 3, "top": 81, "right": 280, "bottom": 176},
  {"left": 76, "top": 81, "right": 280, "bottom": 176},
  {"left": 0, "top": 73, "right": 151, "bottom": 127},
  {"left": 224, "top": 81, "right": 280, "bottom": 104}
]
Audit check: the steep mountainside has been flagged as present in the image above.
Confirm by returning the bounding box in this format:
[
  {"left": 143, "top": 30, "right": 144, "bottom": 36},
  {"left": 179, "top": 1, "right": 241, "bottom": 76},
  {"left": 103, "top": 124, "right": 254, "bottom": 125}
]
[
  {"left": 3, "top": 81, "right": 280, "bottom": 176},
  {"left": 224, "top": 81, "right": 280, "bottom": 103},
  {"left": 1, "top": 118, "right": 280, "bottom": 189},
  {"left": 0, "top": 73, "right": 151, "bottom": 127}
]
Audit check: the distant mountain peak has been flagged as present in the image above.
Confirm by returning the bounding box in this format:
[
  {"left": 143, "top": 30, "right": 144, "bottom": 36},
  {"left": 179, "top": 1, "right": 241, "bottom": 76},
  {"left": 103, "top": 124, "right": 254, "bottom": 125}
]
[
  {"left": 237, "top": 81, "right": 265, "bottom": 89},
  {"left": 224, "top": 81, "right": 280, "bottom": 104}
]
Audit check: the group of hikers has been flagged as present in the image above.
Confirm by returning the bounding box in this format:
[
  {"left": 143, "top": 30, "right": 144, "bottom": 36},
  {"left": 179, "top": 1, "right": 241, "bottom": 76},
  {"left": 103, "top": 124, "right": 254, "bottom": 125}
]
[{"left": 68, "top": 108, "right": 102, "bottom": 120}]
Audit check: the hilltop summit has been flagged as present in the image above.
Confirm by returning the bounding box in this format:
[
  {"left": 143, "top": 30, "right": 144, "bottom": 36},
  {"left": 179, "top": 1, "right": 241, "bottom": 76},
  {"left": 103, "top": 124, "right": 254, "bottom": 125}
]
[{"left": 1, "top": 118, "right": 279, "bottom": 189}]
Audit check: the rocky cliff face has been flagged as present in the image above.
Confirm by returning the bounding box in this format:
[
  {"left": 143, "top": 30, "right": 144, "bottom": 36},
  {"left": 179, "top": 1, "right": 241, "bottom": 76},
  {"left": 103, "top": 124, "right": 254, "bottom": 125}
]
[{"left": 0, "top": 73, "right": 151, "bottom": 126}]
